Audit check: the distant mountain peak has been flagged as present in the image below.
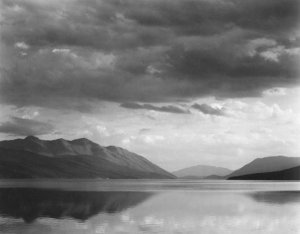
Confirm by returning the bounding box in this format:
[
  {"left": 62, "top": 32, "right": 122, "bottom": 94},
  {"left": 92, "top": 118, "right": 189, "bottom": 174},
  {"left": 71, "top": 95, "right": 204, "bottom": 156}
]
[
  {"left": 173, "top": 164, "right": 232, "bottom": 178},
  {"left": 254, "top": 155, "right": 287, "bottom": 160},
  {"left": 71, "top": 138, "right": 95, "bottom": 144},
  {"left": 23, "top": 136, "right": 97, "bottom": 146},
  {"left": 53, "top": 138, "right": 65, "bottom": 141},
  {"left": 25, "top": 136, "right": 40, "bottom": 141}
]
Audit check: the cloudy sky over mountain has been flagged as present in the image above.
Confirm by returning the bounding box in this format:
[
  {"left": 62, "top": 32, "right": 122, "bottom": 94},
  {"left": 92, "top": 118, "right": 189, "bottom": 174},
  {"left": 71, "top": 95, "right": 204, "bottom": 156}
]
[{"left": 0, "top": 0, "right": 299, "bottom": 170}]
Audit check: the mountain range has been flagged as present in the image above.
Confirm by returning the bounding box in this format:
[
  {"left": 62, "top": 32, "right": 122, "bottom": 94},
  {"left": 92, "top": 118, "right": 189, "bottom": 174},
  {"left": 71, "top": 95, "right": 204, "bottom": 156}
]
[
  {"left": 0, "top": 136, "right": 175, "bottom": 179},
  {"left": 228, "top": 166, "right": 300, "bottom": 180},
  {"left": 173, "top": 165, "right": 232, "bottom": 179},
  {"left": 173, "top": 156, "right": 300, "bottom": 180},
  {"left": 0, "top": 136, "right": 299, "bottom": 180},
  {"left": 226, "top": 156, "right": 300, "bottom": 178}
]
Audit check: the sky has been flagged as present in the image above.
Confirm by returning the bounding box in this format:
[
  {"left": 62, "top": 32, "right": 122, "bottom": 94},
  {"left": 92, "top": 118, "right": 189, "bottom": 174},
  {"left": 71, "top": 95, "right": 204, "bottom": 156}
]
[{"left": 0, "top": 0, "right": 299, "bottom": 171}]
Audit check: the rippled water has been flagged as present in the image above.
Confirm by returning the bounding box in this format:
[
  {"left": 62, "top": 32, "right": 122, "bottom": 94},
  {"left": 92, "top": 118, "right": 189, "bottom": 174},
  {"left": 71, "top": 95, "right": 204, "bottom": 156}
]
[{"left": 0, "top": 180, "right": 299, "bottom": 234}]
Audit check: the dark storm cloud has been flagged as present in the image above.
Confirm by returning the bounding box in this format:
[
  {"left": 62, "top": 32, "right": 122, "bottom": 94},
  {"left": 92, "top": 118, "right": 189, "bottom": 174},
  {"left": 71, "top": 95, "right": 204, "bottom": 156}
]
[
  {"left": 192, "top": 103, "right": 225, "bottom": 116},
  {"left": 121, "top": 103, "right": 190, "bottom": 114},
  {"left": 0, "top": 117, "right": 54, "bottom": 136},
  {"left": 164, "top": 43, "right": 299, "bottom": 98},
  {"left": 123, "top": 0, "right": 299, "bottom": 37},
  {"left": 0, "top": 0, "right": 172, "bottom": 51},
  {"left": 0, "top": 0, "right": 299, "bottom": 111},
  {"left": 2, "top": 0, "right": 297, "bottom": 48}
]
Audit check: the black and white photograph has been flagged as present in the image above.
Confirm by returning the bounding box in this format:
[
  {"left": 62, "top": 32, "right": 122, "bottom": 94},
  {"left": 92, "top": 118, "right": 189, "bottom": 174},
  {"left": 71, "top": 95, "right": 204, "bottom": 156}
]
[{"left": 0, "top": 0, "right": 299, "bottom": 233}]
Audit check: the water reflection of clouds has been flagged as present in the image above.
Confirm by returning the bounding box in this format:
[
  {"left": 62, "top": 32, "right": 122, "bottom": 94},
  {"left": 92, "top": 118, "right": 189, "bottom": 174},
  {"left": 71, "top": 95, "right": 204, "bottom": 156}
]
[
  {"left": 86, "top": 191, "right": 300, "bottom": 234},
  {"left": 0, "top": 190, "right": 299, "bottom": 234}
]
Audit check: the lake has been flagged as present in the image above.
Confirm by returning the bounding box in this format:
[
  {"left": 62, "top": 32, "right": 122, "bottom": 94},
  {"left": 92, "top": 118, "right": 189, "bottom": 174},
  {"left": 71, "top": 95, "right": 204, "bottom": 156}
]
[{"left": 0, "top": 180, "right": 299, "bottom": 234}]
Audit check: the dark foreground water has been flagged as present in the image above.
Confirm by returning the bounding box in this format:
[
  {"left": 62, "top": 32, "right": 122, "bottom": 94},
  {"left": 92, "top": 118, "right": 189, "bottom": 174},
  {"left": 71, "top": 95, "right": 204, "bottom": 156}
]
[{"left": 0, "top": 180, "right": 299, "bottom": 234}]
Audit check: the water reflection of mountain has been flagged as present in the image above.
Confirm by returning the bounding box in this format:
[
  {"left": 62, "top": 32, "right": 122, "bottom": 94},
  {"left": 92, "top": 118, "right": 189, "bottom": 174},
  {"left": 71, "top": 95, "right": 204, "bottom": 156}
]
[
  {"left": 248, "top": 191, "right": 300, "bottom": 204},
  {"left": 0, "top": 188, "right": 153, "bottom": 223}
]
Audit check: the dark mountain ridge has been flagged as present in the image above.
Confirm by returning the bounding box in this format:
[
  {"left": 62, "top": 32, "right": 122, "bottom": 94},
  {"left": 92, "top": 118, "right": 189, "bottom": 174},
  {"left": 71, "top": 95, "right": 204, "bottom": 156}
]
[
  {"left": 0, "top": 136, "right": 175, "bottom": 179},
  {"left": 228, "top": 166, "right": 300, "bottom": 180},
  {"left": 227, "top": 156, "right": 300, "bottom": 178}
]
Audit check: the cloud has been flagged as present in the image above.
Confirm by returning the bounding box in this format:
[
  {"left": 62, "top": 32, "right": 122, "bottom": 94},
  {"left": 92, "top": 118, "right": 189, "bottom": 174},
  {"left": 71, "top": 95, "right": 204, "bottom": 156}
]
[
  {"left": 139, "top": 128, "right": 151, "bottom": 134},
  {"left": 263, "top": 87, "right": 287, "bottom": 96},
  {"left": 192, "top": 103, "right": 225, "bottom": 116},
  {"left": 121, "top": 102, "right": 190, "bottom": 114},
  {"left": 3, "top": 0, "right": 298, "bottom": 48},
  {"left": 0, "top": 0, "right": 299, "bottom": 111},
  {"left": 14, "top": 41, "right": 29, "bottom": 50},
  {"left": 0, "top": 117, "right": 54, "bottom": 136}
]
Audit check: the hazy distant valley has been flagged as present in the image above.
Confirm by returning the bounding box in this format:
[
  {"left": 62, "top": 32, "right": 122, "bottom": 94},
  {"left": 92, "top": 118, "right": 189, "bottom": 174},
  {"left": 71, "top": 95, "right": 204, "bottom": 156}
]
[
  {"left": 173, "top": 165, "right": 233, "bottom": 179},
  {"left": 175, "top": 156, "right": 300, "bottom": 180}
]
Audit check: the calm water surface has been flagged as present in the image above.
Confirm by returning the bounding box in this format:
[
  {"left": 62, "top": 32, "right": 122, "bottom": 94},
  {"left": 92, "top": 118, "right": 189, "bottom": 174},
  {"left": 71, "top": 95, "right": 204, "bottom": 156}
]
[{"left": 0, "top": 180, "right": 299, "bottom": 234}]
